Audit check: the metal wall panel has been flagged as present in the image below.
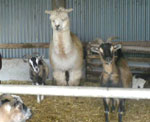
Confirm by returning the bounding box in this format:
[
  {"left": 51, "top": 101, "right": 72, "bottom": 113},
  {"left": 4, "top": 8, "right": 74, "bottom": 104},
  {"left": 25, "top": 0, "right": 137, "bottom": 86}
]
[
  {"left": 0, "top": 0, "right": 150, "bottom": 58},
  {"left": 0, "top": 0, "right": 52, "bottom": 58},
  {"left": 66, "top": 0, "right": 150, "bottom": 42}
]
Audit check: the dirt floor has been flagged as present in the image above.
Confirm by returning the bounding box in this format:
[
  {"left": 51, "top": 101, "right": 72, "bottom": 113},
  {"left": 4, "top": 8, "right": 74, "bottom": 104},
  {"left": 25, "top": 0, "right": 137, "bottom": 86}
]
[{"left": 1, "top": 81, "right": 150, "bottom": 122}]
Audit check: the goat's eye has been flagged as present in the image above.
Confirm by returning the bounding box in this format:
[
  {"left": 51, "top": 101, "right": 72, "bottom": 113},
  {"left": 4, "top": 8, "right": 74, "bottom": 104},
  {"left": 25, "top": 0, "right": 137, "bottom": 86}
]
[
  {"left": 99, "top": 48, "right": 103, "bottom": 54},
  {"left": 110, "top": 46, "right": 114, "bottom": 52}
]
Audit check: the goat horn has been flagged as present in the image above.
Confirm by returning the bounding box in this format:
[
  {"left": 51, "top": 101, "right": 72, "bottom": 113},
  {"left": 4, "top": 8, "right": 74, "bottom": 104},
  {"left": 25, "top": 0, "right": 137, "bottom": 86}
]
[
  {"left": 94, "top": 38, "right": 104, "bottom": 45},
  {"left": 32, "top": 52, "right": 40, "bottom": 56},
  {"left": 22, "top": 54, "right": 32, "bottom": 63},
  {"left": 107, "top": 36, "right": 118, "bottom": 43}
]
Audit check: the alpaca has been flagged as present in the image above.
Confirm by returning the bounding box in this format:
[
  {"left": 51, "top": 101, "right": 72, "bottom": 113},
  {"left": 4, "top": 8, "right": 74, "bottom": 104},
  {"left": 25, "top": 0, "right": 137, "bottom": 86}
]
[{"left": 45, "top": 7, "right": 83, "bottom": 86}]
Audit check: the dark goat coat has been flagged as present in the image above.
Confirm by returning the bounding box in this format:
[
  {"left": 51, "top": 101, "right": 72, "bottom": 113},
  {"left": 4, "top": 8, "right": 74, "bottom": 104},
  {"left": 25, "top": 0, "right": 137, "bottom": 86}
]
[{"left": 30, "top": 59, "right": 49, "bottom": 85}]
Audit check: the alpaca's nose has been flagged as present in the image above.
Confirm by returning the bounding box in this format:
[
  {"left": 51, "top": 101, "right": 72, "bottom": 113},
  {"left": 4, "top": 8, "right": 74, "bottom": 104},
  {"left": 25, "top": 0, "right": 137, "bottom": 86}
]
[{"left": 56, "top": 25, "right": 60, "bottom": 30}]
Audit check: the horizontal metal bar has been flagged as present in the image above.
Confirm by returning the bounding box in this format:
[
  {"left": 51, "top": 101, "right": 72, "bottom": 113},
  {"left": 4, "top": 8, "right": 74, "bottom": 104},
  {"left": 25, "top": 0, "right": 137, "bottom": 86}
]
[{"left": 0, "top": 85, "right": 150, "bottom": 99}]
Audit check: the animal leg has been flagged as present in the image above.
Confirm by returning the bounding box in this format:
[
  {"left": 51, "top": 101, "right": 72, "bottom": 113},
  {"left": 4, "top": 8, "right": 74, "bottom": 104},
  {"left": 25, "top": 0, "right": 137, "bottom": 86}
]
[
  {"left": 37, "top": 95, "right": 41, "bottom": 103},
  {"left": 118, "top": 99, "right": 124, "bottom": 122},
  {"left": 53, "top": 70, "right": 67, "bottom": 86},
  {"left": 35, "top": 83, "right": 41, "bottom": 103},
  {"left": 40, "top": 83, "right": 45, "bottom": 101},
  {"left": 103, "top": 98, "right": 110, "bottom": 122},
  {"left": 65, "top": 71, "right": 69, "bottom": 86},
  {"left": 111, "top": 98, "right": 115, "bottom": 112},
  {"left": 68, "top": 69, "right": 82, "bottom": 86}
]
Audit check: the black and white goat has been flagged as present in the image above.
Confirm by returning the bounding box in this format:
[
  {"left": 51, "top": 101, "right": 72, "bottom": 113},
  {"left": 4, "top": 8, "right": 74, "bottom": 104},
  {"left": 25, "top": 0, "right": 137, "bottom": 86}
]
[
  {"left": 24, "top": 55, "right": 49, "bottom": 103},
  {"left": 0, "top": 94, "right": 32, "bottom": 122},
  {"left": 91, "top": 37, "right": 132, "bottom": 122}
]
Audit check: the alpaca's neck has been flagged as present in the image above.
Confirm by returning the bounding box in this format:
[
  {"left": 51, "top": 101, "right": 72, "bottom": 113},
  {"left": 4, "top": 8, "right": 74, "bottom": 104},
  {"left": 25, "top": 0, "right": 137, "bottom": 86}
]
[
  {"left": 53, "top": 30, "right": 71, "bottom": 42},
  {"left": 53, "top": 30, "right": 73, "bottom": 55}
]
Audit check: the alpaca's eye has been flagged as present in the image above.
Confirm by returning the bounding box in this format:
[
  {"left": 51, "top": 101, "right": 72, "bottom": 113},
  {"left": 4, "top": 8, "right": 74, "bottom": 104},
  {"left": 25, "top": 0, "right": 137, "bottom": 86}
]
[
  {"left": 62, "top": 18, "right": 67, "bottom": 21},
  {"left": 52, "top": 20, "right": 55, "bottom": 23}
]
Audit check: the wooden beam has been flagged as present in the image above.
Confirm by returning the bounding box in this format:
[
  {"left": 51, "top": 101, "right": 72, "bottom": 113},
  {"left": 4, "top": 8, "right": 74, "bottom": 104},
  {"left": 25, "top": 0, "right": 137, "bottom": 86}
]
[
  {"left": 89, "top": 41, "right": 150, "bottom": 47},
  {"left": 0, "top": 43, "right": 50, "bottom": 49},
  {"left": 113, "top": 41, "right": 150, "bottom": 47}
]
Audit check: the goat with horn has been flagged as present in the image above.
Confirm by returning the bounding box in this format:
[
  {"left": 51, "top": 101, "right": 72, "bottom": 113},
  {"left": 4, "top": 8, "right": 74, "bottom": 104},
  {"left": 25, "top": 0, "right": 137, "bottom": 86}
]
[
  {"left": 91, "top": 37, "right": 132, "bottom": 122},
  {"left": 23, "top": 53, "right": 49, "bottom": 103}
]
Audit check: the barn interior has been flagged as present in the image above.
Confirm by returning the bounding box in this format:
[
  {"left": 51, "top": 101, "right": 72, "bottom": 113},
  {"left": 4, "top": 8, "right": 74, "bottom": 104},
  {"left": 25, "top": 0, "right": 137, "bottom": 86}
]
[{"left": 0, "top": 0, "right": 150, "bottom": 122}]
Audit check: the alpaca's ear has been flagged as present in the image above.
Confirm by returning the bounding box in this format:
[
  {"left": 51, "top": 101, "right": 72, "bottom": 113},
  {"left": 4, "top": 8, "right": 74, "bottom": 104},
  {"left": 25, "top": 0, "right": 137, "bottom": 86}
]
[
  {"left": 65, "top": 8, "right": 73, "bottom": 13},
  {"left": 45, "top": 10, "right": 53, "bottom": 15}
]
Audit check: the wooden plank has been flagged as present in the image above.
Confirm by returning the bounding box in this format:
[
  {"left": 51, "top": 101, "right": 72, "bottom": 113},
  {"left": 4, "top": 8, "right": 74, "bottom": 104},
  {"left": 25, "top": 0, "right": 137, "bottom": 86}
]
[
  {"left": 88, "top": 41, "right": 150, "bottom": 47},
  {"left": 122, "top": 46, "right": 150, "bottom": 54},
  {"left": 0, "top": 43, "right": 50, "bottom": 49},
  {"left": 87, "top": 55, "right": 150, "bottom": 62},
  {"left": 113, "top": 41, "right": 150, "bottom": 47},
  {"left": 127, "top": 57, "right": 150, "bottom": 62}
]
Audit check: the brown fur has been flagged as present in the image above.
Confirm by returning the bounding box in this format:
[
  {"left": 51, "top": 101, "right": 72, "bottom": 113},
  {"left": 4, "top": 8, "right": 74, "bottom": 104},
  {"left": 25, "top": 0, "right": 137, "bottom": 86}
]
[
  {"left": 0, "top": 94, "right": 31, "bottom": 122},
  {"left": 100, "top": 55, "right": 132, "bottom": 87}
]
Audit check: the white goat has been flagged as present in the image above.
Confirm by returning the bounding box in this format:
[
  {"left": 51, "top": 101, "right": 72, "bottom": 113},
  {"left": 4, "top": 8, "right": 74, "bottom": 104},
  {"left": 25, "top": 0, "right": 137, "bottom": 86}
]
[
  {"left": 132, "top": 76, "right": 146, "bottom": 89},
  {"left": 45, "top": 7, "right": 83, "bottom": 86}
]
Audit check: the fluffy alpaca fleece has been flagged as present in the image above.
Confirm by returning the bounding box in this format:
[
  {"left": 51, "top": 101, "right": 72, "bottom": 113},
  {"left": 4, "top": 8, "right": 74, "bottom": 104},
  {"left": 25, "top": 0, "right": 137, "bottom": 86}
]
[{"left": 45, "top": 8, "right": 83, "bottom": 86}]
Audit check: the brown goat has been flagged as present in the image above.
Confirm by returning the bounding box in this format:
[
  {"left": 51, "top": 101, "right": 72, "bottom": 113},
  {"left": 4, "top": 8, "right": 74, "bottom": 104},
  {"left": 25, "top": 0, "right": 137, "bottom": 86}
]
[
  {"left": 0, "top": 94, "right": 32, "bottom": 122},
  {"left": 91, "top": 37, "right": 132, "bottom": 122}
]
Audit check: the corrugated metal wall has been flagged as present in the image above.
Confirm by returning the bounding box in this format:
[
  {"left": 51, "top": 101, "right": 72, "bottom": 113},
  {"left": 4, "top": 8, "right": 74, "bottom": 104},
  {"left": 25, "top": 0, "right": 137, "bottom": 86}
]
[
  {"left": 67, "top": 0, "right": 150, "bottom": 42},
  {"left": 0, "top": 0, "right": 150, "bottom": 58},
  {"left": 0, "top": 0, "right": 52, "bottom": 58}
]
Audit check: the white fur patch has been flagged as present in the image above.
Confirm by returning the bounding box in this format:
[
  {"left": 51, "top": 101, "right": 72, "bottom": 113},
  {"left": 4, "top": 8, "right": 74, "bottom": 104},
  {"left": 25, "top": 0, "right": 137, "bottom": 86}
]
[
  {"left": 5, "top": 104, "right": 11, "bottom": 112},
  {"left": 51, "top": 49, "right": 78, "bottom": 71},
  {"left": 132, "top": 76, "right": 146, "bottom": 88}
]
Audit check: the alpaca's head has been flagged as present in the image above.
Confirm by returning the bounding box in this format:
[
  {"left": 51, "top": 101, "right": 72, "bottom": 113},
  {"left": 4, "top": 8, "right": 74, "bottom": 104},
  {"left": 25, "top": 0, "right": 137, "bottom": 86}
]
[{"left": 45, "top": 7, "right": 73, "bottom": 31}]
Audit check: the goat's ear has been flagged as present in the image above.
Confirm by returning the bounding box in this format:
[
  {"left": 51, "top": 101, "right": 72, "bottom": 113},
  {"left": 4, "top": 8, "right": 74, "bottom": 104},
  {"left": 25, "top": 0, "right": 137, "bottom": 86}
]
[
  {"left": 39, "top": 56, "right": 44, "bottom": 60},
  {"left": 107, "top": 36, "right": 118, "bottom": 43},
  {"left": 45, "top": 10, "right": 53, "bottom": 15},
  {"left": 113, "top": 44, "right": 122, "bottom": 51},
  {"left": 90, "top": 47, "right": 99, "bottom": 54},
  {"left": 65, "top": 8, "right": 73, "bottom": 13}
]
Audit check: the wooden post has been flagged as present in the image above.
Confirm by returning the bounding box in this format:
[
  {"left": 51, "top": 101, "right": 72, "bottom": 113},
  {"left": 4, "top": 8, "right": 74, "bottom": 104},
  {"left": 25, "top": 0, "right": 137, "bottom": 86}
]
[{"left": 52, "top": 0, "right": 66, "bottom": 9}]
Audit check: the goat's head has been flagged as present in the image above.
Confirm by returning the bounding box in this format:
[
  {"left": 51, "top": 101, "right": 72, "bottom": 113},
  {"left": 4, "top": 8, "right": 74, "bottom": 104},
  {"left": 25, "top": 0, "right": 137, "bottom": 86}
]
[
  {"left": 45, "top": 7, "right": 73, "bottom": 31},
  {"left": 28, "top": 56, "right": 44, "bottom": 73},
  {"left": 91, "top": 37, "right": 121, "bottom": 64},
  {"left": 0, "top": 54, "right": 2, "bottom": 70},
  {"left": 23, "top": 53, "right": 44, "bottom": 73},
  {"left": 0, "top": 94, "right": 32, "bottom": 122}
]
